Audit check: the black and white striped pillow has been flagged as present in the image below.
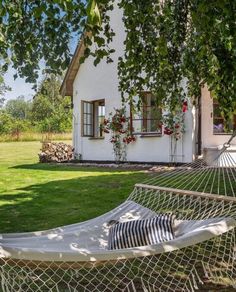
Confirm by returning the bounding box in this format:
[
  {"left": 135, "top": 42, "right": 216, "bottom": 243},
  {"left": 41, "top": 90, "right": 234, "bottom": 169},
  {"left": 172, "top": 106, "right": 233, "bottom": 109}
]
[{"left": 108, "top": 214, "right": 175, "bottom": 250}]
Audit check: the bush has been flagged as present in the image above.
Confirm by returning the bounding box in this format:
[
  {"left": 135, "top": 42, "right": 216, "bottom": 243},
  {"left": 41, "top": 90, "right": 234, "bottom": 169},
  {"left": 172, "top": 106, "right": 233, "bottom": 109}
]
[
  {"left": 0, "top": 111, "right": 31, "bottom": 139},
  {"left": 0, "top": 112, "right": 14, "bottom": 134},
  {"left": 37, "top": 111, "right": 72, "bottom": 133},
  {"left": 10, "top": 119, "right": 31, "bottom": 140}
]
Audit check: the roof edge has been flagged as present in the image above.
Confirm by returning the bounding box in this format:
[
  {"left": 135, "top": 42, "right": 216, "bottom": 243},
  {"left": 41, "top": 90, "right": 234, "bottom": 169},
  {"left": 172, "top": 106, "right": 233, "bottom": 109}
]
[{"left": 60, "top": 37, "right": 85, "bottom": 97}]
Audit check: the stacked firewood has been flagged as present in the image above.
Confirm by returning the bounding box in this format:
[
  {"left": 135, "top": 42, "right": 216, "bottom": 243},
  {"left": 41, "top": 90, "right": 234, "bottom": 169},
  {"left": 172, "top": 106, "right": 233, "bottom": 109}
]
[{"left": 39, "top": 142, "right": 74, "bottom": 163}]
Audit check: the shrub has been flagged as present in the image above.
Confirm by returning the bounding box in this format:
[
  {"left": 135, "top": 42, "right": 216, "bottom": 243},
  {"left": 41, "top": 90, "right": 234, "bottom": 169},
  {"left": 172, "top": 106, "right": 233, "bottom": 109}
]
[{"left": 0, "top": 112, "right": 14, "bottom": 135}]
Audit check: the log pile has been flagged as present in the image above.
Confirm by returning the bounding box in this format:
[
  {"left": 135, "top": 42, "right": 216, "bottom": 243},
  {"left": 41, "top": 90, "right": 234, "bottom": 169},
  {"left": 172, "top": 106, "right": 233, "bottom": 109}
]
[{"left": 39, "top": 142, "right": 74, "bottom": 163}]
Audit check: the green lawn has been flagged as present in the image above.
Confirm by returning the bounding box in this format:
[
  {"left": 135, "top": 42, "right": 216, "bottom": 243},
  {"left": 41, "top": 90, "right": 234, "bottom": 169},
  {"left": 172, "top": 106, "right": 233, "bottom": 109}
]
[
  {"left": 0, "top": 141, "right": 149, "bottom": 233},
  {"left": 0, "top": 142, "right": 235, "bottom": 291}
]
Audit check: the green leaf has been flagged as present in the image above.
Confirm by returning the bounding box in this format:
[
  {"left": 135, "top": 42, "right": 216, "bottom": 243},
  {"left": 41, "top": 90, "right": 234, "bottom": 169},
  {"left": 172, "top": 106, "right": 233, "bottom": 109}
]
[{"left": 86, "top": 0, "right": 101, "bottom": 27}]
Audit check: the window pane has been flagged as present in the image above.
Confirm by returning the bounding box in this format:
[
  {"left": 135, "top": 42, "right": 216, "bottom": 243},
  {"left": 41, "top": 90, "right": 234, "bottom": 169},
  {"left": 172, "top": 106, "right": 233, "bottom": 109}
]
[
  {"left": 86, "top": 114, "right": 91, "bottom": 125},
  {"left": 132, "top": 93, "right": 162, "bottom": 134},
  {"left": 82, "top": 101, "right": 93, "bottom": 136},
  {"left": 141, "top": 93, "right": 162, "bottom": 133},
  {"left": 83, "top": 125, "right": 87, "bottom": 135},
  {"left": 82, "top": 100, "right": 105, "bottom": 137},
  {"left": 94, "top": 100, "right": 105, "bottom": 137},
  {"left": 213, "top": 100, "right": 235, "bottom": 134},
  {"left": 87, "top": 125, "right": 91, "bottom": 135}
]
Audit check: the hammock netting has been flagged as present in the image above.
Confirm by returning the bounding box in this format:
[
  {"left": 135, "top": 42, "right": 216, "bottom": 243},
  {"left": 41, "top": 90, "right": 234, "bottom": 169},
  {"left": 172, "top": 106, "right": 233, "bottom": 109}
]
[{"left": 0, "top": 134, "right": 236, "bottom": 292}]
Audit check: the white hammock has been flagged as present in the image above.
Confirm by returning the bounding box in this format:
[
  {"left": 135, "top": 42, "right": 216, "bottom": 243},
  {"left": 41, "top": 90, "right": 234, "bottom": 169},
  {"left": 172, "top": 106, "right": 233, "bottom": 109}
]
[
  {"left": 0, "top": 133, "right": 236, "bottom": 291},
  {"left": 1, "top": 200, "right": 235, "bottom": 263}
]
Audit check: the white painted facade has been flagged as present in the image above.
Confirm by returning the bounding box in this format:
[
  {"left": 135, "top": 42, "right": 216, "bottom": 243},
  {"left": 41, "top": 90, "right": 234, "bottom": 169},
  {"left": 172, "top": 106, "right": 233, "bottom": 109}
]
[
  {"left": 201, "top": 86, "right": 236, "bottom": 165},
  {"left": 201, "top": 86, "right": 236, "bottom": 148},
  {"left": 71, "top": 5, "right": 235, "bottom": 164}
]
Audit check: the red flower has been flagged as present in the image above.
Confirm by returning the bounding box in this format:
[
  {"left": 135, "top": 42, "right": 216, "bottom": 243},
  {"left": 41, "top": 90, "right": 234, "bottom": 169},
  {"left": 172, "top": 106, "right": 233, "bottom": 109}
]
[
  {"left": 175, "top": 124, "right": 180, "bottom": 129},
  {"left": 103, "top": 119, "right": 108, "bottom": 125},
  {"left": 119, "top": 129, "right": 126, "bottom": 134},
  {"left": 164, "top": 127, "right": 173, "bottom": 135},
  {"left": 123, "top": 135, "right": 136, "bottom": 144},
  {"left": 182, "top": 101, "right": 188, "bottom": 113},
  {"left": 120, "top": 117, "right": 126, "bottom": 123},
  {"left": 164, "top": 127, "right": 169, "bottom": 134}
]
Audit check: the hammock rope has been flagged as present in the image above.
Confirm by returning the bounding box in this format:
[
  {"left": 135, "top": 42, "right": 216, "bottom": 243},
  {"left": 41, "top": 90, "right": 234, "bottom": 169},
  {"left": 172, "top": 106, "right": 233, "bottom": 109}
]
[
  {"left": 142, "top": 132, "right": 236, "bottom": 197},
  {"left": 0, "top": 132, "right": 235, "bottom": 291}
]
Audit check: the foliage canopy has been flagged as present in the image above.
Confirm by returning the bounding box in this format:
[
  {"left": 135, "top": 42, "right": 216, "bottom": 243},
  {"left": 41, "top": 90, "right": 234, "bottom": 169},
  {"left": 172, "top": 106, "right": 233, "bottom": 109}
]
[
  {"left": 0, "top": 0, "right": 235, "bottom": 118},
  {"left": 116, "top": 0, "right": 235, "bottom": 119}
]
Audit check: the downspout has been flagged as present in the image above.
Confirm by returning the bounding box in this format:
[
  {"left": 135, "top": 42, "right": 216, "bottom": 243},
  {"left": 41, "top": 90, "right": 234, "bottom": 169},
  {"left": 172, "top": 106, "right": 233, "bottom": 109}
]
[
  {"left": 197, "top": 95, "right": 202, "bottom": 156},
  {"left": 72, "top": 93, "right": 81, "bottom": 160}
]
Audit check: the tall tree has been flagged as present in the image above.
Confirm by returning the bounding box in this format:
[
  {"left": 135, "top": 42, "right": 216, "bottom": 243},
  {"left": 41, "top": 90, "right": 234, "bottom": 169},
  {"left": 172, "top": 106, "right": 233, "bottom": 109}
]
[
  {"left": 5, "top": 96, "right": 32, "bottom": 119},
  {"left": 31, "top": 74, "right": 72, "bottom": 132}
]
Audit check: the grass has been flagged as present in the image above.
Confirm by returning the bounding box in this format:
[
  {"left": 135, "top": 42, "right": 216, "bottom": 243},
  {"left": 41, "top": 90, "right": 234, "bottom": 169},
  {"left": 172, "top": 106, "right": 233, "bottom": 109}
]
[
  {"left": 0, "top": 132, "right": 72, "bottom": 142},
  {"left": 0, "top": 141, "right": 149, "bottom": 233},
  {"left": 0, "top": 142, "right": 235, "bottom": 291}
]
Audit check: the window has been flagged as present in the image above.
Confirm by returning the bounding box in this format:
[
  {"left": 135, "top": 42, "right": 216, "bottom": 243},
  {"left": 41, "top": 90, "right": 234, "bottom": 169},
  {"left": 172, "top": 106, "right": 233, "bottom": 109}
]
[
  {"left": 82, "top": 100, "right": 105, "bottom": 137},
  {"left": 132, "top": 92, "right": 162, "bottom": 135},
  {"left": 213, "top": 100, "right": 236, "bottom": 134}
]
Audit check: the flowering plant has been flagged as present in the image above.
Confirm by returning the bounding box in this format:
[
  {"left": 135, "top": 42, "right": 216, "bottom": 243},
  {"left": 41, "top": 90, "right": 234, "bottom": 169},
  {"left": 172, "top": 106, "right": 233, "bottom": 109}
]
[
  {"left": 162, "top": 100, "right": 188, "bottom": 141},
  {"left": 101, "top": 107, "right": 136, "bottom": 161}
]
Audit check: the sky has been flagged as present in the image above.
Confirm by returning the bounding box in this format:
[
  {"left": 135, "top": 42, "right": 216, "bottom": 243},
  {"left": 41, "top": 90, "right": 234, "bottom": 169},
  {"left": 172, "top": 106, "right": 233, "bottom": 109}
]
[
  {"left": 3, "top": 37, "right": 78, "bottom": 103},
  {"left": 4, "top": 67, "right": 37, "bottom": 101}
]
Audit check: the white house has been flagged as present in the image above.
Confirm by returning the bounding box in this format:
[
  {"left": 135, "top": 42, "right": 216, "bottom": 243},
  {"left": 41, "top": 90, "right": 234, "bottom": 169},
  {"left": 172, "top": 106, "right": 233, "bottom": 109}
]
[{"left": 60, "top": 5, "right": 236, "bottom": 164}]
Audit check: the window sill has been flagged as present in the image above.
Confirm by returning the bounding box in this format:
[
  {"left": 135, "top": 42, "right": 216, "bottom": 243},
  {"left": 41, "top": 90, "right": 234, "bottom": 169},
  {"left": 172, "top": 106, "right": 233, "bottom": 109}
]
[
  {"left": 88, "top": 137, "right": 105, "bottom": 140},
  {"left": 213, "top": 133, "right": 234, "bottom": 136},
  {"left": 139, "top": 133, "right": 162, "bottom": 138}
]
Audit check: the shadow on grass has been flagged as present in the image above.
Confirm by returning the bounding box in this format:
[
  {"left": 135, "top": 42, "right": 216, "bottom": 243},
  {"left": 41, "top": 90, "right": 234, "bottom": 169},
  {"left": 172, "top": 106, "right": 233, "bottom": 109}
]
[
  {"left": 0, "top": 171, "right": 148, "bottom": 234},
  {"left": 12, "top": 163, "right": 141, "bottom": 172}
]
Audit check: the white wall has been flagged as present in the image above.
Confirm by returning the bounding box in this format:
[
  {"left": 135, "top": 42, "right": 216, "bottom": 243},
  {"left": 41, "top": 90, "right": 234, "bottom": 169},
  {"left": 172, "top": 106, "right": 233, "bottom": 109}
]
[
  {"left": 72, "top": 3, "right": 124, "bottom": 161},
  {"left": 201, "top": 86, "right": 236, "bottom": 149},
  {"left": 72, "top": 4, "right": 196, "bottom": 163}
]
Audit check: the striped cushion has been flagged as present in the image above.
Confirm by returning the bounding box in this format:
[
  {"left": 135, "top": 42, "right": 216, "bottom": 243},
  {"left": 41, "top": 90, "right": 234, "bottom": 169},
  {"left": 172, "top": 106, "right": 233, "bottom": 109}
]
[{"left": 108, "top": 214, "right": 175, "bottom": 250}]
